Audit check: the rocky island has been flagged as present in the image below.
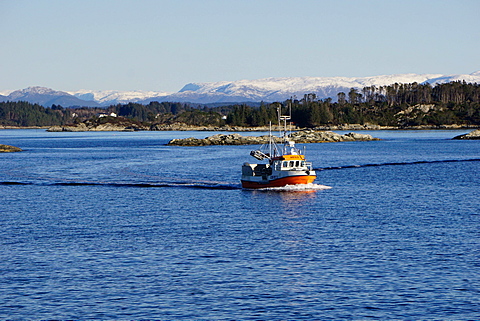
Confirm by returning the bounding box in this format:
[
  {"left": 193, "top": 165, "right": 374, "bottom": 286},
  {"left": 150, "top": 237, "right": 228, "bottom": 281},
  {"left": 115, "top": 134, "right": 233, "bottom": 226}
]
[
  {"left": 452, "top": 129, "right": 480, "bottom": 140},
  {"left": 47, "top": 117, "right": 148, "bottom": 132},
  {"left": 167, "top": 129, "right": 379, "bottom": 146},
  {"left": 0, "top": 144, "right": 22, "bottom": 152}
]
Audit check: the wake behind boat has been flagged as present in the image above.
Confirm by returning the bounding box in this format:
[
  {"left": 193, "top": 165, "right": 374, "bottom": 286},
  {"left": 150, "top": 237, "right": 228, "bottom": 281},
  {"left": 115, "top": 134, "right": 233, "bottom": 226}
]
[{"left": 241, "top": 107, "right": 316, "bottom": 189}]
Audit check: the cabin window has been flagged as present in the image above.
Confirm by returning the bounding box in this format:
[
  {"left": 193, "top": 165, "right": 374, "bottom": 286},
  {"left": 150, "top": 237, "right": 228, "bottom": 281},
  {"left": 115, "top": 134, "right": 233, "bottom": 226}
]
[
  {"left": 282, "top": 161, "right": 288, "bottom": 168},
  {"left": 295, "top": 161, "right": 300, "bottom": 167},
  {"left": 289, "top": 161, "right": 294, "bottom": 167}
]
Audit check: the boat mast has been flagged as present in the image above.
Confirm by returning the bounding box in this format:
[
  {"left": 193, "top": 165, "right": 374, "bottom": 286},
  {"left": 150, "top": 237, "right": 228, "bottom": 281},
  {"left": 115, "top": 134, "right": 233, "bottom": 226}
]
[
  {"left": 277, "top": 103, "right": 291, "bottom": 156},
  {"left": 269, "top": 121, "right": 273, "bottom": 157},
  {"left": 277, "top": 106, "right": 290, "bottom": 139},
  {"left": 288, "top": 100, "right": 292, "bottom": 137}
]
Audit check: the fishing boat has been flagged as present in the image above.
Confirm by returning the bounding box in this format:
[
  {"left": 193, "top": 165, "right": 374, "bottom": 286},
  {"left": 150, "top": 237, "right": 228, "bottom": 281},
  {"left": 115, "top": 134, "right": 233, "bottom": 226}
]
[{"left": 241, "top": 107, "right": 316, "bottom": 189}]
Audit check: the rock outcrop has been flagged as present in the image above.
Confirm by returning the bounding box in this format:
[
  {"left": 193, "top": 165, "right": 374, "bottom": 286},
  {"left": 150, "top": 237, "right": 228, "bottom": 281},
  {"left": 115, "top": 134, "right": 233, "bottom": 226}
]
[
  {"left": 167, "top": 129, "right": 379, "bottom": 146},
  {"left": 150, "top": 123, "right": 301, "bottom": 132},
  {"left": 289, "top": 130, "right": 378, "bottom": 143},
  {"left": 0, "top": 144, "right": 22, "bottom": 152},
  {"left": 47, "top": 117, "right": 148, "bottom": 132},
  {"left": 48, "top": 123, "right": 143, "bottom": 132},
  {"left": 452, "top": 129, "right": 480, "bottom": 140}
]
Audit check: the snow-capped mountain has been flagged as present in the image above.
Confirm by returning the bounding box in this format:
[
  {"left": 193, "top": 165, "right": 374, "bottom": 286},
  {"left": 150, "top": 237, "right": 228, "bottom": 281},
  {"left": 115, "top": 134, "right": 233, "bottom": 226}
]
[
  {"left": 173, "top": 73, "right": 446, "bottom": 103},
  {"left": 70, "top": 89, "right": 171, "bottom": 106},
  {"left": 2, "top": 86, "right": 101, "bottom": 107},
  {"left": 163, "top": 71, "right": 480, "bottom": 103},
  {"left": 2, "top": 71, "right": 479, "bottom": 107}
]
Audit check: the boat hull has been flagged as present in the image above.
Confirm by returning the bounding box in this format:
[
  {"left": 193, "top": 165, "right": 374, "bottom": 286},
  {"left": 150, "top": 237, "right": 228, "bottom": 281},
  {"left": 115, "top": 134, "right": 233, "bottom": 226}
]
[{"left": 241, "top": 175, "right": 316, "bottom": 189}]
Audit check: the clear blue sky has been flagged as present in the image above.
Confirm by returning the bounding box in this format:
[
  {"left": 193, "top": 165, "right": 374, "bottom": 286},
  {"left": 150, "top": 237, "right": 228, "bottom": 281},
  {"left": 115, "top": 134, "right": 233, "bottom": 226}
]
[{"left": 1, "top": 0, "right": 479, "bottom": 92}]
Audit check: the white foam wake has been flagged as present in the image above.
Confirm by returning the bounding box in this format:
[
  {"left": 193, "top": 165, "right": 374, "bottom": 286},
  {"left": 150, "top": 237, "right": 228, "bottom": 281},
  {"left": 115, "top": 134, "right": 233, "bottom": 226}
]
[{"left": 260, "top": 183, "right": 332, "bottom": 191}]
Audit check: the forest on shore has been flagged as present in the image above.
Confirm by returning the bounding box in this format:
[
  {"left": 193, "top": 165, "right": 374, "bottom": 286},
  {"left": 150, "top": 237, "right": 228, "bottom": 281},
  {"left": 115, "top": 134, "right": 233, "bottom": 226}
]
[{"left": 1, "top": 81, "right": 479, "bottom": 128}]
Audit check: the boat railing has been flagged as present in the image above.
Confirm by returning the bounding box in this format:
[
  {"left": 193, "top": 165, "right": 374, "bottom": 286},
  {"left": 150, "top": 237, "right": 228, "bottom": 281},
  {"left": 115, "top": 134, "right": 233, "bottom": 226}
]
[{"left": 305, "top": 162, "right": 313, "bottom": 171}]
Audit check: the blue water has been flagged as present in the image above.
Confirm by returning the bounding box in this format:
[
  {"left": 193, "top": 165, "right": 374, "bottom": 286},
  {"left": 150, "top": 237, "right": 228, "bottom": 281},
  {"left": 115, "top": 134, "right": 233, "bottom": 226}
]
[{"left": 1, "top": 129, "right": 479, "bottom": 319}]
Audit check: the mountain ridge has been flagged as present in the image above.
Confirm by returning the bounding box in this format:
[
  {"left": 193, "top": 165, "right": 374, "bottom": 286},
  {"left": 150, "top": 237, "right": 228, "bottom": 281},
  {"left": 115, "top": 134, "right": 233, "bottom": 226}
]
[{"left": 2, "top": 71, "right": 479, "bottom": 107}]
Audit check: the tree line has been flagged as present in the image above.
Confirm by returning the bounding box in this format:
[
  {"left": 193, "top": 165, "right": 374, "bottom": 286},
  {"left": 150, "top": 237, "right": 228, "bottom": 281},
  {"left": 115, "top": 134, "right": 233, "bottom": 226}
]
[
  {"left": 1, "top": 81, "right": 479, "bottom": 127},
  {"left": 0, "top": 101, "right": 69, "bottom": 127}
]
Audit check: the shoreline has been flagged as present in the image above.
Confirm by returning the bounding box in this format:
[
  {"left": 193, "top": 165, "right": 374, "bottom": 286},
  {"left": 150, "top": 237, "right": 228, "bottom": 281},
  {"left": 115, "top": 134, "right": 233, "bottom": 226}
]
[
  {"left": 1, "top": 126, "right": 50, "bottom": 130},
  {"left": 2, "top": 123, "right": 478, "bottom": 132},
  {"left": 167, "top": 130, "right": 381, "bottom": 146}
]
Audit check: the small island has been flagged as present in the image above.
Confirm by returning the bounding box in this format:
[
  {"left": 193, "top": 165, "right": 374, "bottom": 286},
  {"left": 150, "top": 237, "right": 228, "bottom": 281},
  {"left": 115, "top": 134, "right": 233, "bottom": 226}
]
[
  {"left": 47, "top": 117, "right": 148, "bottom": 132},
  {"left": 0, "top": 144, "right": 22, "bottom": 152},
  {"left": 452, "top": 129, "right": 480, "bottom": 140},
  {"left": 167, "top": 129, "right": 379, "bottom": 146}
]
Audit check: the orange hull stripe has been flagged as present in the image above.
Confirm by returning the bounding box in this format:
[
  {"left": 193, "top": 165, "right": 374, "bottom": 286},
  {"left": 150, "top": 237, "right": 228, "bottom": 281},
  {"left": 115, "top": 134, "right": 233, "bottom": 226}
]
[
  {"left": 241, "top": 175, "right": 316, "bottom": 189},
  {"left": 272, "top": 155, "right": 305, "bottom": 161}
]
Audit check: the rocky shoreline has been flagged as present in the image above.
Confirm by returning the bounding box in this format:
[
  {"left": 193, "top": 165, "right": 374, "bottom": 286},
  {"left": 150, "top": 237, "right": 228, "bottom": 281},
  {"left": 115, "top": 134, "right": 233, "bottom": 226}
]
[
  {"left": 45, "top": 120, "right": 478, "bottom": 132},
  {"left": 167, "top": 129, "right": 380, "bottom": 146},
  {"left": 0, "top": 144, "right": 22, "bottom": 152},
  {"left": 47, "top": 122, "right": 147, "bottom": 132},
  {"left": 311, "top": 124, "right": 477, "bottom": 131},
  {"left": 452, "top": 129, "right": 480, "bottom": 140},
  {"left": 1, "top": 126, "right": 49, "bottom": 129}
]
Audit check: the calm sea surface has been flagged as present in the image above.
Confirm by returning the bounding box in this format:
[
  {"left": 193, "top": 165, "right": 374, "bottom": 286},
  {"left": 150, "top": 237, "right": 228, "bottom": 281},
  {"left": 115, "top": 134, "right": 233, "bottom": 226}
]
[{"left": 1, "top": 129, "right": 479, "bottom": 319}]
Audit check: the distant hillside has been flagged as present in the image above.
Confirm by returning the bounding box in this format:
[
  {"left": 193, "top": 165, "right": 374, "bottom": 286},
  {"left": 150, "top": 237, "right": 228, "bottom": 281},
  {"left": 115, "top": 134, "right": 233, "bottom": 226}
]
[
  {"left": 3, "top": 87, "right": 101, "bottom": 107},
  {"left": 1, "top": 71, "right": 480, "bottom": 107},
  {"left": 2, "top": 81, "right": 479, "bottom": 128}
]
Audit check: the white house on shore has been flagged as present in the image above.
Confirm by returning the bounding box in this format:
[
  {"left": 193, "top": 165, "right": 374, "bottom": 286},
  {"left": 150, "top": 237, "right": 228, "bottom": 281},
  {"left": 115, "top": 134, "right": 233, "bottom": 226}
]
[{"left": 98, "top": 112, "right": 117, "bottom": 118}]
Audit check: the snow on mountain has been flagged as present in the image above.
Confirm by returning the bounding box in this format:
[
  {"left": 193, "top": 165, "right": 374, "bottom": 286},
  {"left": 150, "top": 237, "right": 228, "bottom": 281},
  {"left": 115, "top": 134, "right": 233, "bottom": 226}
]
[
  {"left": 69, "top": 89, "right": 171, "bottom": 105},
  {"left": 423, "top": 71, "right": 480, "bottom": 85},
  {"left": 167, "top": 71, "right": 480, "bottom": 103},
  {"left": 7, "top": 86, "right": 62, "bottom": 100},
  {"left": 173, "top": 73, "right": 444, "bottom": 103},
  {"left": 0, "top": 90, "right": 14, "bottom": 96},
  {"left": 2, "top": 71, "right": 480, "bottom": 107},
  {"left": 3, "top": 86, "right": 101, "bottom": 107}
]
